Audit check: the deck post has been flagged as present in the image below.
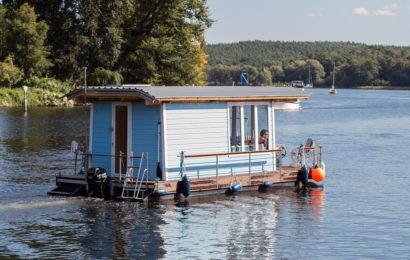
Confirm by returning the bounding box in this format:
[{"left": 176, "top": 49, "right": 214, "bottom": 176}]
[
  {"left": 85, "top": 151, "right": 91, "bottom": 194},
  {"left": 319, "top": 146, "right": 322, "bottom": 166},
  {"left": 248, "top": 153, "right": 251, "bottom": 185},
  {"left": 216, "top": 155, "right": 219, "bottom": 189},
  {"left": 146, "top": 152, "right": 149, "bottom": 180},
  {"left": 74, "top": 150, "right": 78, "bottom": 175},
  {"left": 278, "top": 150, "right": 282, "bottom": 181},
  {"left": 130, "top": 151, "right": 134, "bottom": 177},
  {"left": 119, "top": 151, "right": 122, "bottom": 182}
]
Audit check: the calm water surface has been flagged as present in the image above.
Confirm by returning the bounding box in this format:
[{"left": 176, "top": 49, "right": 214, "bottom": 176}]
[{"left": 1, "top": 89, "right": 410, "bottom": 259}]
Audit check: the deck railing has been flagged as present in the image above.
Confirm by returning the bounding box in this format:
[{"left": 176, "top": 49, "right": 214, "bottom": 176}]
[
  {"left": 182, "top": 148, "right": 285, "bottom": 188},
  {"left": 297, "top": 145, "right": 323, "bottom": 168},
  {"left": 72, "top": 151, "right": 147, "bottom": 181}
]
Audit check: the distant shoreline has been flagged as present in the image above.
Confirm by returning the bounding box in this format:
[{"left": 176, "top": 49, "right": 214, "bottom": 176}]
[
  {"left": 1, "top": 85, "right": 410, "bottom": 108},
  {"left": 315, "top": 86, "right": 410, "bottom": 90},
  {"left": 352, "top": 86, "right": 410, "bottom": 90}
]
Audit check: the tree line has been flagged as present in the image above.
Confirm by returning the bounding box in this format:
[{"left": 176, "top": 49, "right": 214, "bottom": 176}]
[
  {"left": 2, "top": 1, "right": 410, "bottom": 89},
  {"left": 206, "top": 41, "right": 410, "bottom": 87},
  {"left": 0, "top": 1, "right": 211, "bottom": 88}
]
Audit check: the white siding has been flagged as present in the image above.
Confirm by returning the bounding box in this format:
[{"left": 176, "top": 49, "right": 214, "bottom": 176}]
[
  {"left": 165, "top": 103, "right": 228, "bottom": 179},
  {"left": 164, "top": 102, "right": 275, "bottom": 180}
]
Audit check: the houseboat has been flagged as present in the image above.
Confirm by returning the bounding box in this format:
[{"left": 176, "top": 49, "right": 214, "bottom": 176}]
[{"left": 48, "top": 85, "right": 325, "bottom": 201}]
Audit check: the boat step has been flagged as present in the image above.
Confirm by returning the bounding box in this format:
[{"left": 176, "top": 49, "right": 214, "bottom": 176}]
[
  {"left": 47, "top": 186, "right": 81, "bottom": 196},
  {"left": 121, "top": 181, "right": 155, "bottom": 188},
  {"left": 48, "top": 190, "right": 75, "bottom": 196},
  {"left": 122, "top": 185, "right": 153, "bottom": 190},
  {"left": 122, "top": 188, "right": 149, "bottom": 193}
]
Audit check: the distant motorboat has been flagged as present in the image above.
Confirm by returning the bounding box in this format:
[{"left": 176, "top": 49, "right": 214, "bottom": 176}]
[
  {"left": 290, "top": 80, "right": 305, "bottom": 91},
  {"left": 274, "top": 100, "right": 301, "bottom": 110}
]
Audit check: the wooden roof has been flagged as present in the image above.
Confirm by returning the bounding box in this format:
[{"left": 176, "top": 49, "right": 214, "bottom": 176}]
[{"left": 65, "top": 85, "right": 309, "bottom": 104}]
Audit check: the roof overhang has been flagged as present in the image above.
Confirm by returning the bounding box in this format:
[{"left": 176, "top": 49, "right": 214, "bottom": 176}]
[{"left": 65, "top": 85, "right": 309, "bottom": 105}]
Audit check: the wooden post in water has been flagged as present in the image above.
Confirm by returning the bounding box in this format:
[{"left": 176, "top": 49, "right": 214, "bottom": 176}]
[{"left": 22, "top": 85, "right": 28, "bottom": 113}]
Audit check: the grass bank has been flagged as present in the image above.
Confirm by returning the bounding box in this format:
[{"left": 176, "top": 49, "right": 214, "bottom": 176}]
[{"left": 0, "top": 87, "right": 74, "bottom": 107}]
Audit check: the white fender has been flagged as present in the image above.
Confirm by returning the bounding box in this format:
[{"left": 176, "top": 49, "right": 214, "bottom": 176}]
[{"left": 320, "top": 161, "right": 326, "bottom": 172}]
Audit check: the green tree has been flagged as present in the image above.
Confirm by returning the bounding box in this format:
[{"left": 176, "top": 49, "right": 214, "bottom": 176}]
[
  {"left": 77, "top": 0, "right": 127, "bottom": 85},
  {"left": 7, "top": 3, "right": 51, "bottom": 78},
  {"left": 338, "top": 58, "right": 379, "bottom": 87},
  {"left": 89, "top": 67, "right": 123, "bottom": 86},
  {"left": 0, "top": 55, "right": 24, "bottom": 87},
  {"left": 255, "top": 67, "right": 272, "bottom": 86},
  {"left": 3, "top": 0, "right": 82, "bottom": 80},
  {"left": 207, "top": 64, "right": 233, "bottom": 85},
  {"left": 284, "top": 60, "right": 307, "bottom": 82},
  {"left": 385, "top": 59, "right": 410, "bottom": 86},
  {"left": 0, "top": 5, "right": 8, "bottom": 60},
  {"left": 270, "top": 64, "right": 285, "bottom": 83},
  {"left": 306, "top": 59, "right": 325, "bottom": 85},
  {"left": 120, "top": 0, "right": 212, "bottom": 85}
]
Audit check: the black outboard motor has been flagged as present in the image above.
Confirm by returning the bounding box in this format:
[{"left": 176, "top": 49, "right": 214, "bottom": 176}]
[{"left": 87, "top": 167, "right": 107, "bottom": 198}]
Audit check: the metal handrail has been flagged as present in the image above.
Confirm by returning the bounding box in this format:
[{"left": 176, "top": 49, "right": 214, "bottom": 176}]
[
  {"left": 296, "top": 145, "right": 323, "bottom": 167},
  {"left": 184, "top": 148, "right": 283, "bottom": 158},
  {"left": 77, "top": 152, "right": 143, "bottom": 159},
  {"left": 182, "top": 147, "right": 285, "bottom": 187}
]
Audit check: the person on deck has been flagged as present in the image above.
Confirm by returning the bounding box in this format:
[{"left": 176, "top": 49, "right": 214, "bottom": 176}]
[{"left": 258, "top": 129, "right": 268, "bottom": 150}]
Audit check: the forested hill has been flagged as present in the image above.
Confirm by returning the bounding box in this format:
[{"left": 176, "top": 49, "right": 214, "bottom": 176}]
[{"left": 205, "top": 41, "right": 410, "bottom": 87}]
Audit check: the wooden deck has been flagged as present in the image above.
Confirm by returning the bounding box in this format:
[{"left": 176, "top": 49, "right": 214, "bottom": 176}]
[
  {"left": 157, "top": 166, "right": 296, "bottom": 193},
  {"left": 48, "top": 166, "right": 299, "bottom": 200},
  {"left": 109, "top": 166, "right": 298, "bottom": 199}
]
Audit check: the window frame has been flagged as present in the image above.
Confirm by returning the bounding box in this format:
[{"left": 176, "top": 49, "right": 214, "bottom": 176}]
[{"left": 228, "top": 101, "right": 271, "bottom": 152}]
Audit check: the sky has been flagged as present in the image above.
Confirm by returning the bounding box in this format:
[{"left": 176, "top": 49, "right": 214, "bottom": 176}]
[{"left": 205, "top": 0, "right": 410, "bottom": 46}]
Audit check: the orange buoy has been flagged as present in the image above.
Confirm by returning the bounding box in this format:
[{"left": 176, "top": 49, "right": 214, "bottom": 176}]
[{"left": 311, "top": 166, "right": 326, "bottom": 182}]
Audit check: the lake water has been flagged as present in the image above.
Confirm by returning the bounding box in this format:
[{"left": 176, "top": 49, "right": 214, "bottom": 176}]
[{"left": 1, "top": 89, "right": 410, "bottom": 259}]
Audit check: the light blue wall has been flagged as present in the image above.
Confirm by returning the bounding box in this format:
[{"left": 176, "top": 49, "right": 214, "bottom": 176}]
[
  {"left": 91, "top": 102, "right": 112, "bottom": 173},
  {"left": 132, "top": 103, "right": 161, "bottom": 179},
  {"left": 165, "top": 102, "right": 275, "bottom": 180}
]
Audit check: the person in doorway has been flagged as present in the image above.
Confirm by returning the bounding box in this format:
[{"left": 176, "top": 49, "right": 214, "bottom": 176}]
[{"left": 258, "top": 129, "right": 269, "bottom": 150}]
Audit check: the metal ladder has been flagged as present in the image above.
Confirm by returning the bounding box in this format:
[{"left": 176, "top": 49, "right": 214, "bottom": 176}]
[{"left": 121, "top": 152, "right": 150, "bottom": 201}]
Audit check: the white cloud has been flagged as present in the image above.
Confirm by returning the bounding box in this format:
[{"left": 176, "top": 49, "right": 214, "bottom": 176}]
[
  {"left": 373, "top": 4, "right": 399, "bottom": 16},
  {"left": 353, "top": 7, "right": 370, "bottom": 16}
]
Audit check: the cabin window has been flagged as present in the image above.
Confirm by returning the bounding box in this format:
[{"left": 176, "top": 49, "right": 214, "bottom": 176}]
[
  {"left": 229, "top": 103, "right": 270, "bottom": 152},
  {"left": 244, "top": 105, "right": 256, "bottom": 151},
  {"left": 229, "top": 106, "right": 242, "bottom": 152},
  {"left": 257, "top": 105, "right": 269, "bottom": 150}
]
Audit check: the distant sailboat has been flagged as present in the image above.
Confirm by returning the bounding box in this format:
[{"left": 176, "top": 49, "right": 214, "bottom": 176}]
[
  {"left": 306, "top": 64, "right": 313, "bottom": 88},
  {"left": 329, "top": 63, "right": 337, "bottom": 95}
]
